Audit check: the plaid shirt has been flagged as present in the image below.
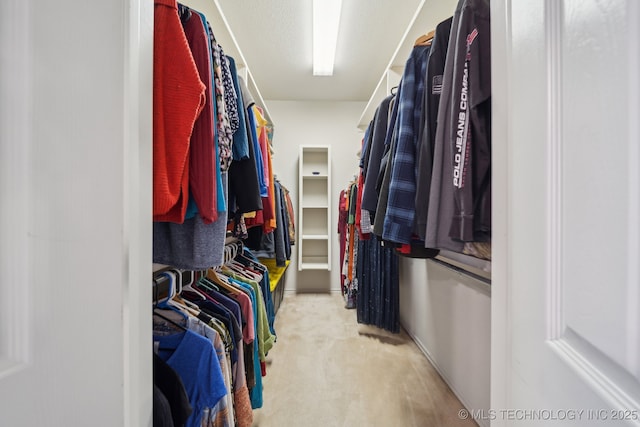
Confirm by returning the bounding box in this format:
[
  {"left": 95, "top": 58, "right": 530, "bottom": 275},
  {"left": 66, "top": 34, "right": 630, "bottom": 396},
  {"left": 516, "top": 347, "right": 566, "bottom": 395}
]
[{"left": 382, "top": 45, "right": 430, "bottom": 244}]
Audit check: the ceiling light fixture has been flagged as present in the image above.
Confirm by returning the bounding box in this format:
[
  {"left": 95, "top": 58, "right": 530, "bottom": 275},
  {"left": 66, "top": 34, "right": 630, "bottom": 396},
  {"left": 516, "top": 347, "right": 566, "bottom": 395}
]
[{"left": 312, "top": 0, "right": 342, "bottom": 76}]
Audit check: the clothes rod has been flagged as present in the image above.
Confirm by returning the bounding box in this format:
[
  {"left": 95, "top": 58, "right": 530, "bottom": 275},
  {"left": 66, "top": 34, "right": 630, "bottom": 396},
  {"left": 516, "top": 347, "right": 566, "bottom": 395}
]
[
  {"left": 153, "top": 273, "right": 172, "bottom": 305},
  {"left": 430, "top": 257, "right": 492, "bottom": 286}
]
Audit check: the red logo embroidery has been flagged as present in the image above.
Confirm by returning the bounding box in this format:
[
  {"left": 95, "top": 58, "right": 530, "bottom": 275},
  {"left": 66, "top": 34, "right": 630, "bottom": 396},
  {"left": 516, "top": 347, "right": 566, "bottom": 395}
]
[{"left": 466, "top": 28, "right": 479, "bottom": 47}]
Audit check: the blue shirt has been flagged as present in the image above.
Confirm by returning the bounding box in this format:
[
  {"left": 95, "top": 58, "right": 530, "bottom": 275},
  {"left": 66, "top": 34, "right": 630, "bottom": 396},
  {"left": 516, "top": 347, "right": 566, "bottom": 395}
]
[
  {"left": 154, "top": 329, "right": 227, "bottom": 427},
  {"left": 382, "top": 45, "right": 430, "bottom": 244}
]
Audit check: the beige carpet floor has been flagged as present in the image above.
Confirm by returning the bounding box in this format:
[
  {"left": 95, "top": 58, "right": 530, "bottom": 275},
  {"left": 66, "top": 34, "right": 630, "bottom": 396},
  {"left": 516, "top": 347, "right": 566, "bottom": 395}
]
[{"left": 251, "top": 293, "right": 478, "bottom": 427}]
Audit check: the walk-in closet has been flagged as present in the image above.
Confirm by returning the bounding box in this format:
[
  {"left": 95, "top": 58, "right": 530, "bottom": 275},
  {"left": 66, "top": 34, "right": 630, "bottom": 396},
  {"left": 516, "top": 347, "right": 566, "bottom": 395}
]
[{"left": 2, "top": 0, "right": 639, "bottom": 426}]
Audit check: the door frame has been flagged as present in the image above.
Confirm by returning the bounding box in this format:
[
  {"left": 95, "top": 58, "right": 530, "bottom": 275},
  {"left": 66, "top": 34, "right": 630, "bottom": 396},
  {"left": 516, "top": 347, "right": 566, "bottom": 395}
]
[
  {"left": 490, "top": 0, "right": 511, "bottom": 424},
  {"left": 121, "top": 0, "right": 154, "bottom": 425}
]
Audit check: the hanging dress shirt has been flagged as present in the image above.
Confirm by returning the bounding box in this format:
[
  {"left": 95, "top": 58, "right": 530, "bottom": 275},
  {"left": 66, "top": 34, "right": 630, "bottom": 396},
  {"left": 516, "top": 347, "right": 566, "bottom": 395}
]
[{"left": 382, "top": 44, "right": 430, "bottom": 244}]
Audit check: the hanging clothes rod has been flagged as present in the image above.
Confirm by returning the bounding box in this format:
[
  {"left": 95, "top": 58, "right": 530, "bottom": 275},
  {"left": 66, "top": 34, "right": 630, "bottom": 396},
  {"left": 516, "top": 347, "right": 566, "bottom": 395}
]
[
  {"left": 153, "top": 237, "right": 244, "bottom": 303},
  {"left": 430, "top": 256, "right": 492, "bottom": 286},
  {"left": 153, "top": 273, "right": 172, "bottom": 305}
]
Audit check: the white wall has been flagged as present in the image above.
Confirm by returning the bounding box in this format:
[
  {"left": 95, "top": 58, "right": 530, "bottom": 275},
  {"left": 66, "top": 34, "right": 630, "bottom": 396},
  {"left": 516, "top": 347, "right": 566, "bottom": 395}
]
[
  {"left": 399, "top": 259, "right": 491, "bottom": 427},
  {"left": 267, "top": 100, "right": 366, "bottom": 293},
  {"left": 0, "top": 0, "right": 152, "bottom": 426}
]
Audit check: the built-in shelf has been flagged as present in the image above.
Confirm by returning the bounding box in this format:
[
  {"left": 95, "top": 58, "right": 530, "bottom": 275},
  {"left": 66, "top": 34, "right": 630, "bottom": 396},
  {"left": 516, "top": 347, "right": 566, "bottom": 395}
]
[
  {"left": 298, "top": 146, "right": 331, "bottom": 271},
  {"left": 299, "top": 263, "right": 330, "bottom": 270},
  {"left": 299, "top": 258, "right": 330, "bottom": 270},
  {"left": 153, "top": 263, "right": 169, "bottom": 273},
  {"left": 301, "top": 234, "right": 329, "bottom": 240}
]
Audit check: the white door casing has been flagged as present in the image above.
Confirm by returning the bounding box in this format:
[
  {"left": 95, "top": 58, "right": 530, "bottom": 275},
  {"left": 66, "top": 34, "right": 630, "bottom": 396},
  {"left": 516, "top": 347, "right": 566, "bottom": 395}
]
[
  {"left": 492, "top": 0, "right": 640, "bottom": 426},
  {"left": 0, "top": 1, "right": 152, "bottom": 426}
]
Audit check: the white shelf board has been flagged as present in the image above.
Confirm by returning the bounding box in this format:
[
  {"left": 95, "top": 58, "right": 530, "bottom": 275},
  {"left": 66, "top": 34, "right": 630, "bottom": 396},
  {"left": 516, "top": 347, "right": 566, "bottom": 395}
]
[
  {"left": 302, "top": 174, "right": 329, "bottom": 179},
  {"left": 153, "top": 263, "right": 169, "bottom": 273},
  {"left": 300, "top": 146, "right": 330, "bottom": 153},
  {"left": 301, "top": 204, "right": 328, "bottom": 209},
  {"left": 298, "top": 261, "right": 330, "bottom": 270},
  {"left": 301, "top": 234, "right": 329, "bottom": 240}
]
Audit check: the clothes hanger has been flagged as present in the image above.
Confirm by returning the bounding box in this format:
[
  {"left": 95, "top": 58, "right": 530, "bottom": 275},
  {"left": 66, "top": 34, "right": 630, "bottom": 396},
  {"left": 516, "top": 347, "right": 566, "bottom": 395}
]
[
  {"left": 206, "top": 268, "right": 241, "bottom": 295},
  {"left": 165, "top": 268, "right": 184, "bottom": 295},
  {"left": 177, "top": 3, "right": 191, "bottom": 21},
  {"left": 204, "top": 268, "right": 229, "bottom": 289},
  {"left": 155, "top": 271, "right": 203, "bottom": 321},
  {"left": 234, "top": 252, "right": 264, "bottom": 272},
  {"left": 224, "top": 261, "right": 257, "bottom": 280},
  {"left": 180, "top": 269, "right": 209, "bottom": 300},
  {"left": 155, "top": 272, "right": 177, "bottom": 309},
  {"left": 171, "top": 293, "right": 202, "bottom": 316},
  {"left": 153, "top": 310, "right": 187, "bottom": 331},
  {"left": 195, "top": 275, "right": 220, "bottom": 293},
  {"left": 166, "top": 269, "right": 207, "bottom": 316},
  {"left": 414, "top": 29, "right": 435, "bottom": 46}
]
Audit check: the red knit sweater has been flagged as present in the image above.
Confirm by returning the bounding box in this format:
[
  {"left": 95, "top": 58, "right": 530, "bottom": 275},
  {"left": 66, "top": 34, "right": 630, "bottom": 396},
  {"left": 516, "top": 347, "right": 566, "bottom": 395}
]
[{"left": 153, "top": 0, "right": 206, "bottom": 222}]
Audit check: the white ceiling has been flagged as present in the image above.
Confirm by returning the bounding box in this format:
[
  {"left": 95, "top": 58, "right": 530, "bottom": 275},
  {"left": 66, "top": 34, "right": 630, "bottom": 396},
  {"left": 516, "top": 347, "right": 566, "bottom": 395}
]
[{"left": 215, "top": 0, "right": 424, "bottom": 102}]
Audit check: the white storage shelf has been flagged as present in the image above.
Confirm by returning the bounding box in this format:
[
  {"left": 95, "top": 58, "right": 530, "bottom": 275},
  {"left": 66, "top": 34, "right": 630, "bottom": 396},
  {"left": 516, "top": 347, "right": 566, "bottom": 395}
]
[
  {"left": 301, "top": 208, "right": 328, "bottom": 235},
  {"left": 301, "top": 151, "right": 329, "bottom": 175},
  {"left": 301, "top": 234, "right": 329, "bottom": 240},
  {"left": 299, "top": 259, "right": 330, "bottom": 270},
  {"left": 298, "top": 146, "right": 331, "bottom": 271},
  {"left": 301, "top": 179, "right": 329, "bottom": 207}
]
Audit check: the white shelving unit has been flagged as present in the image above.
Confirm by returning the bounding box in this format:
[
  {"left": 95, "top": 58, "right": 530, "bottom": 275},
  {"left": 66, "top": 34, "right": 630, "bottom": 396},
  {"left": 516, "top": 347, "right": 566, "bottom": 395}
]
[{"left": 298, "top": 146, "right": 331, "bottom": 271}]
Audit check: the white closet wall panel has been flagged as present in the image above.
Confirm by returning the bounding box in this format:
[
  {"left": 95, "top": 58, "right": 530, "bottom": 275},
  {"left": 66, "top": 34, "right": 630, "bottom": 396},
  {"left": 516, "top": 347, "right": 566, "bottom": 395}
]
[{"left": 399, "top": 259, "right": 491, "bottom": 427}]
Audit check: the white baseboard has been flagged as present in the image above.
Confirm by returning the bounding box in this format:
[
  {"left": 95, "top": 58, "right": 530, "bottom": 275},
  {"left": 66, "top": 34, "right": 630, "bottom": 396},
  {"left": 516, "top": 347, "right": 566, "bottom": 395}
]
[{"left": 401, "top": 323, "right": 488, "bottom": 427}]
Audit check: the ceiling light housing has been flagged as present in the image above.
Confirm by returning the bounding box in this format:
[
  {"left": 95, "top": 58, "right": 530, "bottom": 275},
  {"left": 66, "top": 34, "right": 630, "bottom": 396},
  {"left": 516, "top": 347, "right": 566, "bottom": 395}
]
[{"left": 312, "top": 0, "right": 342, "bottom": 76}]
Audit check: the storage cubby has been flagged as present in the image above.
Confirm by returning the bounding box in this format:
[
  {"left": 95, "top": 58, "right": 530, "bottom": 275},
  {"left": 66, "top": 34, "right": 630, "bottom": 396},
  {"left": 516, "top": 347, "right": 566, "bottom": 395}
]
[
  {"left": 301, "top": 178, "right": 329, "bottom": 207},
  {"left": 301, "top": 149, "right": 329, "bottom": 176},
  {"left": 301, "top": 208, "right": 329, "bottom": 236}
]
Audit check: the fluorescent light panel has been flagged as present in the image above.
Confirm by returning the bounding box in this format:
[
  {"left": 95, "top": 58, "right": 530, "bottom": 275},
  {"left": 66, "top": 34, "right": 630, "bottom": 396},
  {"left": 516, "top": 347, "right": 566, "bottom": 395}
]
[{"left": 313, "top": 0, "right": 342, "bottom": 76}]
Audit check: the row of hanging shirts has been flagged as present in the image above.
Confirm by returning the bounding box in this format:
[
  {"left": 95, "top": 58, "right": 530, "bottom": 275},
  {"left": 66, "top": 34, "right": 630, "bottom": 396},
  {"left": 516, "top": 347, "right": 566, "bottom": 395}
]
[
  {"left": 152, "top": 241, "right": 276, "bottom": 427},
  {"left": 337, "top": 0, "right": 492, "bottom": 332},
  {"left": 153, "top": 0, "right": 279, "bottom": 271}
]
